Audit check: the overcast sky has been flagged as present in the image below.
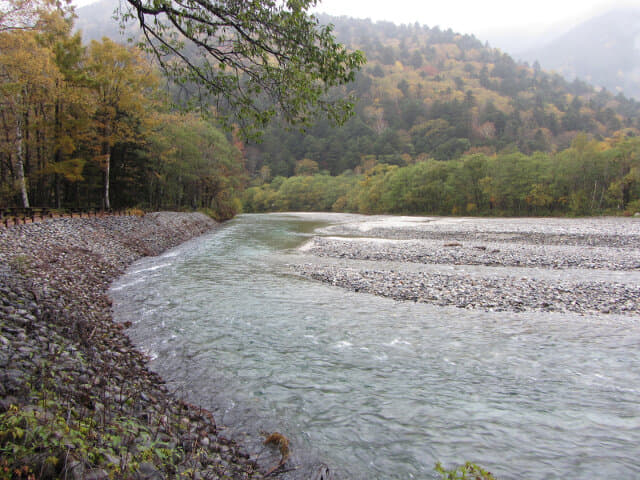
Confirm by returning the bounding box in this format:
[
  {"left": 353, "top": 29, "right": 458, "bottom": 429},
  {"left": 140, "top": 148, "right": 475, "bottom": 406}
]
[
  {"left": 74, "top": 0, "right": 638, "bottom": 40},
  {"left": 313, "top": 0, "right": 638, "bottom": 36},
  {"left": 317, "top": 0, "right": 640, "bottom": 34}
]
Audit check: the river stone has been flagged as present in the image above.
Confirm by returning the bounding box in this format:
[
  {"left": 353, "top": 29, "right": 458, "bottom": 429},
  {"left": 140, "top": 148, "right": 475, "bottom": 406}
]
[
  {"left": 84, "top": 469, "right": 109, "bottom": 480},
  {"left": 136, "top": 462, "right": 163, "bottom": 480}
]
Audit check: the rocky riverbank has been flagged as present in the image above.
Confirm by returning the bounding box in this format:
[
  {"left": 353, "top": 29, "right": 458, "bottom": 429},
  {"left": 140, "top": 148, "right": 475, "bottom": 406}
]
[
  {"left": 0, "top": 213, "right": 270, "bottom": 479},
  {"left": 294, "top": 216, "right": 640, "bottom": 316}
]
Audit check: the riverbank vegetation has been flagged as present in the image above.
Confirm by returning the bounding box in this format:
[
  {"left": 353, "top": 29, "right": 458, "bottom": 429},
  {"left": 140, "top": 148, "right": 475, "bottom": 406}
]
[
  {"left": 0, "top": 1, "right": 248, "bottom": 219},
  {"left": 243, "top": 134, "right": 640, "bottom": 216},
  {"left": 1, "top": 0, "right": 365, "bottom": 220}
]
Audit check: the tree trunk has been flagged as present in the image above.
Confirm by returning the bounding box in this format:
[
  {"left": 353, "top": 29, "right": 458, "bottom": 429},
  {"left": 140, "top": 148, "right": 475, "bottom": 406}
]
[
  {"left": 102, "top": 119, "right": 112, "bottom": 210},
  {"left": 55, "top": 173, "right": 61, "bottom": 209},
  {"left": 54, "top": 97, "right": 62, "bottom": 209},
  {"left": 104, "top": 148, "right": 111, "bottom": 210},
  {"left": 15, "top": 113, "right": 30, "bottom": 208}
]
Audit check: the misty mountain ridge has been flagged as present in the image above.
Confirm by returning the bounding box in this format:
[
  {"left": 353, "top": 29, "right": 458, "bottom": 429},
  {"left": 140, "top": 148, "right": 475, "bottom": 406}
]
[
  {"left": 76, "top": 1, "right": 640, "bottom": 102},
  {"left": 518, "top": 7, "right": 640, "bottom": 100},
  {"left": 73, "top": 0, "right": 640, "bottom": 178},
  {"left": 74, "top": 0, "right": 133, "bottom": 42}
]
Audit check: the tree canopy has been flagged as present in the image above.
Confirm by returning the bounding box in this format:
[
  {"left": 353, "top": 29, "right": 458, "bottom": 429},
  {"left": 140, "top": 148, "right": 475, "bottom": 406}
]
[
  {"left": 243, "top": 16, "right": 640, "bottom": 178},
  {"left": 244, "top": 136, "right": 640, "bottom": 217},
  {"left": 0, "top": 0, "right": 248, "bottom": 216},
  {"left": 0, "top": 0, "right": 71, "bottom": 32},
  {"left": 120, "top": 0, "right": 365, "bottom": 136}
]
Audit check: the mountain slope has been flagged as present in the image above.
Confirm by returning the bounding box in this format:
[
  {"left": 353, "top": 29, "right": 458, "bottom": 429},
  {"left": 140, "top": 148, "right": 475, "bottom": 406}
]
[
  {"left": 75, "top": 0, "right": 134, "bottom": 42},
  {"left": 74, "top": 2, "right": 640, "bottom": 178},
  {"left": 520, "top": 8, "right": 640, "bottom": 99},
  {"left": 245, "top": 16, "right": 640, "bottom": 177}
]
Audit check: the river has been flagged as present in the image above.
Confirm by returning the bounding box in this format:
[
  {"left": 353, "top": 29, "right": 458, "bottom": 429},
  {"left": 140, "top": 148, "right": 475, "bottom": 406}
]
[{"left": 110, "top": 213, "right": 640, "bottom": 479}]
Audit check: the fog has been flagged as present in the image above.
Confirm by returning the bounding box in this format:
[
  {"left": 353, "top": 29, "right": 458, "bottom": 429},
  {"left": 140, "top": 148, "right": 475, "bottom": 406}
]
[{"left": 312, "top": 0, "right": 636, "bottom": 40}]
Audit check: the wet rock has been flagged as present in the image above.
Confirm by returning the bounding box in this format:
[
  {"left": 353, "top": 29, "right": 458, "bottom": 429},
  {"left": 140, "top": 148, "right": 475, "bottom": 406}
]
[{"left": 66, "top": 459, "right": 85, "bottom": 480}]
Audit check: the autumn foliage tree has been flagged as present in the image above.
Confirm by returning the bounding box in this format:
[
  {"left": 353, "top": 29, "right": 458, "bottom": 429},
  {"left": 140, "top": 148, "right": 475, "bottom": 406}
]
[
  {"left": 0, "top": 0, "right": 250, "bottom": 216},
  {"left": 0, "top": 28, "right": 61, "bottom": 207},
  {"left": 1, "top": 0, "right": 367, "bottom": 213},
  {"left": 86, "top": 37, "right": 158, "bottom": 209},
  {"left": 120, "top": 0, "right": 365, "bottom": 136},
  {"left": 0, "top": 0, "right": 69, "bottom": 32}
]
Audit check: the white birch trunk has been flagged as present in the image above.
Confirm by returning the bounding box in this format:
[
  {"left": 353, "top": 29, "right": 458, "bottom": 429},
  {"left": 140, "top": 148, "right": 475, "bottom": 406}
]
[
  {"left": 104, "top": 150, "right": 111, "bottom": 210},
  {"left": 15, "top": 114, "right": 30, "bottom": 208}
]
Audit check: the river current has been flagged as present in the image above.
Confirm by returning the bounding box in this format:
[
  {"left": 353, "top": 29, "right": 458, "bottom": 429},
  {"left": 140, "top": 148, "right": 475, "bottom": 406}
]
[{"left": 110, "top": 213, "right": 640, "bottom": 479}]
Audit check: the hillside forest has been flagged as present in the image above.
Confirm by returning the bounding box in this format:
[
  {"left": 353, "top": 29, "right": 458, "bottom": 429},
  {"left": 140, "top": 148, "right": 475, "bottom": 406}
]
[
  {"left": 243, "top": 17, "right": 640, "bottom": 215},
  {"left": 2, "top": 1, "right": 640, "bottom": 217}
]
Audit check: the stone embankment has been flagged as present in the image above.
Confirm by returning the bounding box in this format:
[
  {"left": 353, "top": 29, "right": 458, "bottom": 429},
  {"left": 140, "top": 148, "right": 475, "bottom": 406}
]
[
  {"left": 294, "top": 217, "right": 640, "bottom": 316},
  {"left": 0, "top": 213, "right": 267, "bottom": 479}
]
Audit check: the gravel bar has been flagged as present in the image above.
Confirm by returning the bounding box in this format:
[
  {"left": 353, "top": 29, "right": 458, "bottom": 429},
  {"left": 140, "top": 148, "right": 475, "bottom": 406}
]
[
  {"left": 304, "top": 237, "right": 640, "bottom": 270},
  {"left": 318, "top": 216, "right": 640, "bottom": 248},
  {"left": 293, "top": 264, "right": 639, "bottom": 315},
  {"left": 295, "top": 216, "right": 640, "bottom": 316}
]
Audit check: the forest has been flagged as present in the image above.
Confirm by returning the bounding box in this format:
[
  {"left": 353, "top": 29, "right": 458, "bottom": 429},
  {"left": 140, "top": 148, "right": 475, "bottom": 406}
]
[
  {"left": 2, "top": 0, "right": 640, "bottom": 217},
  {"left": 244, "top": 135, "right": 640, "bottom": 216},
  {"left": 0, "top": 0, "right": 246, "bottom": 219},
  {"left": 246, "top": 17, "right": 640, "bottom": 175},
  {"left": 243, "top": 17, "right": 640, "bottom": 216}
]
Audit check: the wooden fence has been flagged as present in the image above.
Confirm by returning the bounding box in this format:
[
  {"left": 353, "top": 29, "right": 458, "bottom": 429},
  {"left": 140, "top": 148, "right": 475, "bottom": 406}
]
[{"left": 0, "top": 208, "right": 133, "bottom": 228}]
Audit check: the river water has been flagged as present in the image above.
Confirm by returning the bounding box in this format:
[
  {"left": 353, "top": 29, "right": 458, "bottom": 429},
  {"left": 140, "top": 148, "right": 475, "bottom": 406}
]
[{"left": 110, "top": 213, "right": 640, "bottom": 479}]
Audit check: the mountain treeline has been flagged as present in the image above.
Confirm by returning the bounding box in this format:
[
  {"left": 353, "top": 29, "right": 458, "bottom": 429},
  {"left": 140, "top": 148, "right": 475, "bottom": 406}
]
[
  {"left": 244, "top": 135, "right": 640, "bottom": 216},
  {"left": 245, "top": 17, "right": 640, "bottom": 179},
  {"left": 0, "top": 1, "right": 245, "bottom": 218}
]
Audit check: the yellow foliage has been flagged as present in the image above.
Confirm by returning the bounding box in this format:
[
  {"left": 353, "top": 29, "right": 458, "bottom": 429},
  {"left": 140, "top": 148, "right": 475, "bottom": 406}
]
[{"left": 392, "top": 60, "right": 404, "bottom": 72}]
